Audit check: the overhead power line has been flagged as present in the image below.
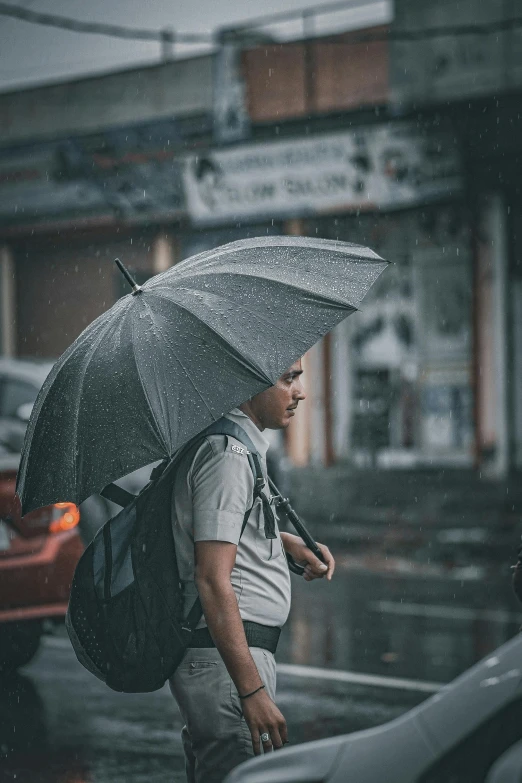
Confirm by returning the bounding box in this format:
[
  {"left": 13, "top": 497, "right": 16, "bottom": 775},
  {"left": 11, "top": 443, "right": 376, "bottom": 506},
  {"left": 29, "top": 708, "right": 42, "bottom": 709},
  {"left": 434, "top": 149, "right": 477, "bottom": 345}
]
[
  {"left": 0, "top": 0, "right": 521, "bottom": 47},
  {"left": 0, "top": 2, "right": 214, "bottom": 44}
]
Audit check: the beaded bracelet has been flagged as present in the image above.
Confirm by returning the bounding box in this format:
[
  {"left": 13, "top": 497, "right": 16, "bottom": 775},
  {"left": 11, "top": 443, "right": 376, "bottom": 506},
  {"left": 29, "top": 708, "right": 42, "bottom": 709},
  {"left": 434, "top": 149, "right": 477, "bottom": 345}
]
[{"left": 239, "top": 684, "right": 265, "bottom": 700}]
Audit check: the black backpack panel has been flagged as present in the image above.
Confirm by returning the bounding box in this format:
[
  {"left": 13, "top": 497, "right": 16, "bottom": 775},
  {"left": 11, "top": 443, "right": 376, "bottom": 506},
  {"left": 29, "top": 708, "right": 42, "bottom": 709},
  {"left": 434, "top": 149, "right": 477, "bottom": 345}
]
[{"left": 66, "top": 419, "right": 264, "bottom": 693}]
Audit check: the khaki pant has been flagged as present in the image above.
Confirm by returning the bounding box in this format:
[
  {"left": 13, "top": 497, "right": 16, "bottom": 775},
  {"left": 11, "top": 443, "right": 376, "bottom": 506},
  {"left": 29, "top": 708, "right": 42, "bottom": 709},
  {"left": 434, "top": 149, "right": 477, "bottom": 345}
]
[{"left": 169, "top": 646, "right": 277, "bottom": 783}]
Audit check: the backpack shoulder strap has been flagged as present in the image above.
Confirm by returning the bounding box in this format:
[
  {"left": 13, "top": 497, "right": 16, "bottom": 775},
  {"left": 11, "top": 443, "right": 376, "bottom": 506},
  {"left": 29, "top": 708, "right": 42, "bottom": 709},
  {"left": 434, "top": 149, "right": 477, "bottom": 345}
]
[
  {"left": 203, "top": 418, "right": 277, "bottom": 540},
  {"left": 100, "top": 418, "right": 266, "bottom": 513},
  {"left": 100, "top": 483, "right": 136, "bottom": 507},
  {"left": 201, "top": 417, "right": 265, "bottom": 495}
]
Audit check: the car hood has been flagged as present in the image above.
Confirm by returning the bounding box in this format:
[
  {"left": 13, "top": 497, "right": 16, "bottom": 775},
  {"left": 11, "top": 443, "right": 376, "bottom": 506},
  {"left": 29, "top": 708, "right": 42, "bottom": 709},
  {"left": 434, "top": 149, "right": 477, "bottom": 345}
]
[{"left": 224, "top": 735, "right": 346, "bottom": 783}]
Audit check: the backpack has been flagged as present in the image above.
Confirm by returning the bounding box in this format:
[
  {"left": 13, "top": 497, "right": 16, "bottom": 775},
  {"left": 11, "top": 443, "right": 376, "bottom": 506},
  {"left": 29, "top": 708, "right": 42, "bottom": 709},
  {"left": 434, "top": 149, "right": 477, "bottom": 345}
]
[{"left": 65, "top": 417, "right": 270, "bottom": 693}]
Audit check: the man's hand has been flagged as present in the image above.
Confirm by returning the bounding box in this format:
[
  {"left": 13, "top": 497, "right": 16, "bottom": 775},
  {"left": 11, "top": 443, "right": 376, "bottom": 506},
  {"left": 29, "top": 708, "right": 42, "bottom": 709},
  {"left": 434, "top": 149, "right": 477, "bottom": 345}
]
[
  {"left": 195, "top": 540, "right": 289, "bottom": 753},
  {"left": 241, "top": 687, "right": 288, "bottom": 755},
  {"left": 280, "top": 532, "right": 335, "bottom": 582}
]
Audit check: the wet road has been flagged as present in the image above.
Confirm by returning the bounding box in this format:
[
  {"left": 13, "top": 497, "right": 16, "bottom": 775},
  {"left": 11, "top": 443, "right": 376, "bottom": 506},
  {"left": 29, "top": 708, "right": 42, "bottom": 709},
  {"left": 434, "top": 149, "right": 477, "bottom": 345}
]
[
  {"left": 3, "top": 535, "right": 518, "bottom": 783},
  {"left": 0, "top": 635, "right": 430, "bottom": 783},
  {"left": 280, "top": 543, "right": 522, "bottom": 683}
]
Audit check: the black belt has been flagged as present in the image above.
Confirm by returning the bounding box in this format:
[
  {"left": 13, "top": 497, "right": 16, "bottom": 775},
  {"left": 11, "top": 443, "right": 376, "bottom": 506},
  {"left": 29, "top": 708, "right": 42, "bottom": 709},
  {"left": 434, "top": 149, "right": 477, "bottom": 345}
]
[{"left": 189, "top": 621, "right": 281, "bottom": 654}]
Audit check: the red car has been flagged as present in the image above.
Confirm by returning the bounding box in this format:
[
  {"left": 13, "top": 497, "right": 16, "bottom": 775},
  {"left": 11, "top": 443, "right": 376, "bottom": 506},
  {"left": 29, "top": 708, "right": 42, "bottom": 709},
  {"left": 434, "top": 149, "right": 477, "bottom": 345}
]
[
  {"left": 0, "top": 359, "right": 83, "bottom": 671},
  {"left": 0, "top": 457, "right": 82, "bottom": 671}
]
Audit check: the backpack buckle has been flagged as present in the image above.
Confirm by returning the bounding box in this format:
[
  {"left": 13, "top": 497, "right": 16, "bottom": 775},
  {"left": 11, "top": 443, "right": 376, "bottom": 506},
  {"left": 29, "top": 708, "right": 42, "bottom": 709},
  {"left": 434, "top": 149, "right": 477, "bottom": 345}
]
[
  {"left": 149, "top": 460, "right": 168, "bottom": 481},
  {"left": 255, "top": 476, "right": 265, "bottom": 492}
]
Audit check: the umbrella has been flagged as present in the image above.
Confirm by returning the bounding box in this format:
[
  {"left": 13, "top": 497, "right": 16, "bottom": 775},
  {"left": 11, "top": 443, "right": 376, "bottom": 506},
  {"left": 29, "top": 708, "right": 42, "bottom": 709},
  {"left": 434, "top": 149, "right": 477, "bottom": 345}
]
[{"left": 17, "top": 236, "right": 388, "bottom": 515}]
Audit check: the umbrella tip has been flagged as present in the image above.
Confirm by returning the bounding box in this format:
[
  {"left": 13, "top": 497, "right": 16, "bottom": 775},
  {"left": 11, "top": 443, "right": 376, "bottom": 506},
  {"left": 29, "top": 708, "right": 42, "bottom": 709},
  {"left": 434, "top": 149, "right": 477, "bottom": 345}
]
[{"left": 114, "top": 257, "right": 143, "bottom": 295}]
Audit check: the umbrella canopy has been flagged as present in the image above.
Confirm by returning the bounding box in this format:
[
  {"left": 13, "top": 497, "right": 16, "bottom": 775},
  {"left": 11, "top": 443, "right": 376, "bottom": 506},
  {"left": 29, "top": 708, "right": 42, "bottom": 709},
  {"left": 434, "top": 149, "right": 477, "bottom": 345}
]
[{"left": 17, "top": 236, "right": 388, "bottom": 514}]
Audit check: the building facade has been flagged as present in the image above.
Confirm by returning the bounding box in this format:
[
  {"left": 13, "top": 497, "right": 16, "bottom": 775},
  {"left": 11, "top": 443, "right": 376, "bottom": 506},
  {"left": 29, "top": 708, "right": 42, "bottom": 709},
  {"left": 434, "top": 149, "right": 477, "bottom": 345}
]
[{"left": 0, "top": 2, "right": 520, "bottom": 499}]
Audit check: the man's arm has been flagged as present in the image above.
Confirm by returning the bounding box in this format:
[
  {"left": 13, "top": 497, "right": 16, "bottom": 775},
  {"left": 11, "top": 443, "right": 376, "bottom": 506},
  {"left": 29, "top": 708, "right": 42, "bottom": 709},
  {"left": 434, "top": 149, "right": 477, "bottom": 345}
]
[{"left": 195, "top": 540, "right": 288, "bottom": 755}]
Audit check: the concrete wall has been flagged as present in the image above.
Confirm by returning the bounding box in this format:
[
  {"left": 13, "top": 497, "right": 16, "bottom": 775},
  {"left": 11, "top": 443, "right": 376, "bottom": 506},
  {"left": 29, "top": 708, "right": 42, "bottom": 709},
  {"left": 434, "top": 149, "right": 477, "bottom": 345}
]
[
  {"left": 391, "top": 0, "right": 522, "bottom": 107},
  {"left": 0, "top": 55, "right": 213, "bottom": 147}
]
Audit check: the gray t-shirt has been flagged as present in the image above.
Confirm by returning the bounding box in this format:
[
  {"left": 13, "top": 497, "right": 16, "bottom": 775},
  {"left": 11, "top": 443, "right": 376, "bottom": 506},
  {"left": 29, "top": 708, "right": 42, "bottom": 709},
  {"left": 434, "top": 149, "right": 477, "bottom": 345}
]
[{"left": 171, "top": 408, "right": 291, "bottom": 629}]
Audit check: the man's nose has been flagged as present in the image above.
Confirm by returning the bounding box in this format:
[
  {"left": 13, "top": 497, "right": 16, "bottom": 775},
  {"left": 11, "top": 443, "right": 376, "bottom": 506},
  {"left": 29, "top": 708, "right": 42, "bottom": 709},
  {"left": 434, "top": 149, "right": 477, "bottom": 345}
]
[{"left": 295, "top": 382, "right": 306, "bottom": 401}]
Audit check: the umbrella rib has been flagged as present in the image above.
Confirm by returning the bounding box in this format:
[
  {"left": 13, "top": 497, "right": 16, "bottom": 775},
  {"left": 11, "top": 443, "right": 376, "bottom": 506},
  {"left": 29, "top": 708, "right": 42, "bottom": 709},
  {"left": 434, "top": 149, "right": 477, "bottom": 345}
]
[
  {"left": 69, "top": 314, "right": 124, "bottom": 496},
  {"left": 138, "top": 308, "right": 218, "bottom": 428},
  {"left": 196, "top": 269, "right": 370, "bottom": 309},
  {"left": 127, "top": 308, "right": 172, "bottom": 455},
  {"left": 149, "top": 269, "right": 364, "bottom": 310},
  {"left": 142, "top": 296, "right": 274, "bottom": 413},
  {"left": 150, "top": 285, "right": 317, "bottom": 346},
  {"left": 151, "top": 324, "right": 217, "bottom": 421},
  {"left": 151, "top": 237, "right": 385, "bottom": 284},
  {"left": 145, "top": 290, "right": 273, "bottom": 385},
  {"left": 17, "top": 301, "right": 129, "bottom": 506}
]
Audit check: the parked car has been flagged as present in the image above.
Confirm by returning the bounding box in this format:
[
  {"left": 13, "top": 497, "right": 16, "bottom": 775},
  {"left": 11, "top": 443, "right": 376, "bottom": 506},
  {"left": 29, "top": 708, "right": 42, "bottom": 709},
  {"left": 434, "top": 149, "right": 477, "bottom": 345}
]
[
  {"left": 0, "top": 358, "right": 83, "bottom": 672},
  {"left": 0, "top": 358, "right": 53, "bottom": 453},
  {"left": 225, "top": 631, "right": 522, "bottom": 783}
]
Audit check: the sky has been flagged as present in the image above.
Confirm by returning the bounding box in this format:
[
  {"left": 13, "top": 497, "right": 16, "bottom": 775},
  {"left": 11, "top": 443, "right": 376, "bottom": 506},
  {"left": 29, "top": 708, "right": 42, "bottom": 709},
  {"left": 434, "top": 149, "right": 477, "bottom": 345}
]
[{"left": 0, "top": 0, "right": 391, "bottom": 93}]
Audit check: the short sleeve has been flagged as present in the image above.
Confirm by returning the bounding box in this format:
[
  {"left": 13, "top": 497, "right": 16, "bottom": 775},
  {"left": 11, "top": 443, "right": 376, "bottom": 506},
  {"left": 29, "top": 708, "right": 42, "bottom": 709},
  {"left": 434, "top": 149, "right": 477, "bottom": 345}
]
[{"left": 190, "top": 439, "right": 254, "bottom": 545}]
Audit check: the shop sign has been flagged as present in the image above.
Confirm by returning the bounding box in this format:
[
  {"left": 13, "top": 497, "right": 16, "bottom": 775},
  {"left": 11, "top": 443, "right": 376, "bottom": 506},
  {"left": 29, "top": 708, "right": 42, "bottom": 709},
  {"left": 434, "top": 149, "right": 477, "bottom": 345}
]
[
  {"left": 0, "top": 119, "right": 186, "bottom": 229},
  {"left": 184, "top": 121, "right": 462, "bottom": 224}
]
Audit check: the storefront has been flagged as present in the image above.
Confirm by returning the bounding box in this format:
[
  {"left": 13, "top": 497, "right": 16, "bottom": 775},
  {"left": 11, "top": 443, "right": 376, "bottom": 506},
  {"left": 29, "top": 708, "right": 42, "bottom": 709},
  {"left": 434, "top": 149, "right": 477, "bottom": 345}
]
[
  {"left": 311, "top": 204, "right": 473, "bottom": 469},
  {"left": 0, "top": 118, "right": 187, "bottom": 359},
  {"left": 2, "top": 103, "right": 488, "bottom": 473},
  {"left": 182, "top": 117, "right": 470, "bottom": 470}
]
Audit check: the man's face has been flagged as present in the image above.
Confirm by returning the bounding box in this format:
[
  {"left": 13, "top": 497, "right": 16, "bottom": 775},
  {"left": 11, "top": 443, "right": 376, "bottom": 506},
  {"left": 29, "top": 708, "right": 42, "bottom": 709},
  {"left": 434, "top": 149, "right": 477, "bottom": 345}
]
[{"left": 244, "top": 359, "right": 306, "bottom": 430}]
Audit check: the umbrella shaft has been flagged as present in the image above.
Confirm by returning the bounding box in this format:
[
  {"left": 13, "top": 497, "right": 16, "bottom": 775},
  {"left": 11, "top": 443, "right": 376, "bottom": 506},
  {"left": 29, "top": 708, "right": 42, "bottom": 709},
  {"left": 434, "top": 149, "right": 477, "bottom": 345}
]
[
  {"left": 114, "top": 257, "right": 142, "bottom": 294},
  {"left": 268, "top": 477, "right": 325, "bottom": 563}
]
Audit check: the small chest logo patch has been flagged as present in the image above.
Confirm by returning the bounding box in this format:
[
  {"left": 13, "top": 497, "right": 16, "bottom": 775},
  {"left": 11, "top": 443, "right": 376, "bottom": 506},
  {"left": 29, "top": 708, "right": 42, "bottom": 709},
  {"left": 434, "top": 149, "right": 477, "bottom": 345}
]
[{"left": 231, "top": 444, "right": 245, "bottom": 455}]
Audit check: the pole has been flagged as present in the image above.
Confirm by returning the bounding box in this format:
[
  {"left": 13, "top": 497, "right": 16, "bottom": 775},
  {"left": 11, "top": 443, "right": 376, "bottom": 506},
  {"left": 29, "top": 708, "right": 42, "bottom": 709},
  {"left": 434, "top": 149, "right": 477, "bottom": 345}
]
[{"left": 161, "top": 28, "right": 175, "bottom": 61}]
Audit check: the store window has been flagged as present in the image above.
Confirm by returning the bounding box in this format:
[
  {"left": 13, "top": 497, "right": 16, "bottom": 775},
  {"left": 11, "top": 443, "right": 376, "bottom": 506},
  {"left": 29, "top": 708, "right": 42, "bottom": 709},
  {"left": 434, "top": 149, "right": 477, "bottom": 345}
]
[{"left": 311, "top": 204, "right": 473, "bottom": 467}]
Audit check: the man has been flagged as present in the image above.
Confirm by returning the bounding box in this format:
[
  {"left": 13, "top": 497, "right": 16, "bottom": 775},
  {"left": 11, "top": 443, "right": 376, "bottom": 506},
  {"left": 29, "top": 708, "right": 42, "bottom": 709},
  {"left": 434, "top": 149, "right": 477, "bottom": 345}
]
[{"left": 169, "top": 358, "right": 335, "bottom": 783}]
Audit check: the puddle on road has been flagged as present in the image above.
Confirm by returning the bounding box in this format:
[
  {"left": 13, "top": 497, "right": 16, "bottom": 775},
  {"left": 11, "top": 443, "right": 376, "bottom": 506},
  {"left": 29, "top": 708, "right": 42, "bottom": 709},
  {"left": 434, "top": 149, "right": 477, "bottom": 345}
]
[{"left": 278, "top": 552, "right": 522, "bottom": 683}]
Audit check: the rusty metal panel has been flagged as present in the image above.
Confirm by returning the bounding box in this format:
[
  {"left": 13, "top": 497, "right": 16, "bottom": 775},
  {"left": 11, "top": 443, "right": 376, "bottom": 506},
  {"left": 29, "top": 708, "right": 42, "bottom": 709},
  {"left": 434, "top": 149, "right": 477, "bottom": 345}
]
[
  {"left": 242, "top": 44, "right": 307, "bottom": 122},
  {"left": 314, "top": 26, "right": 389, "bottom": 113},
  {"left": 243, "top": 27, "right": 389, "bottom": 122}
]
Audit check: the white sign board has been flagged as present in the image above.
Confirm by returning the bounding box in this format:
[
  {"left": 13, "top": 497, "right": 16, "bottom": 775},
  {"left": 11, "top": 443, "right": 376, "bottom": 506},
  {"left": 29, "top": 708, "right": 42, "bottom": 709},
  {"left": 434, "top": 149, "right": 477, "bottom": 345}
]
[{"left": 184, "top": 122, "right": 462, "bottom": 224}]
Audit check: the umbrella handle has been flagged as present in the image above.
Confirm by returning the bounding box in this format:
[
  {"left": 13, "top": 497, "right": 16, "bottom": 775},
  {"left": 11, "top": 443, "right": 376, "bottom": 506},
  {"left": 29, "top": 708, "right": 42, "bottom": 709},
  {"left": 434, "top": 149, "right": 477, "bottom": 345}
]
[
  {"left": 286, "top": 553, "right": 306, "bottom": 577},
  {"left": 268, "top": 477, "right": 326, "bottom": 565}
]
